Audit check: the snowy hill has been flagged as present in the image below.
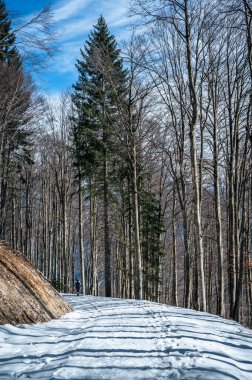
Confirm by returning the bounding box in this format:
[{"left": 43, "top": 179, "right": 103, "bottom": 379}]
[{"left": 0, "top": 295, "right": 252, "bottom": 379}]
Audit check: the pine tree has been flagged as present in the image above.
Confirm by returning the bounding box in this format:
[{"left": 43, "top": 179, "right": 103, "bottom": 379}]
[
  {"left": 0, "top": 0, "right": 20, "bottom": 65},
  {"left": 140, "top": 190, "right": 164, "bottom": 301},
  {"left": 0, "top": 0, "right": 32, "bottom": 239},
  {"left": 72, "top": 16, "right": 127, "bottom": 297}
]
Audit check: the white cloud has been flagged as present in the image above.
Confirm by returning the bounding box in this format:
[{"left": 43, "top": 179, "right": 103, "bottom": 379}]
[
  {"left": 56, "top": 16, "right": 97, "bottom": 41},
  {"left": 53, "top": 0, "right": 130, "bottom": 41},
  {"left": 32, "top": 0, "right": 132, "bottom": 92},
  {"left": 53, "top": 0, "right": 91, "bottom": 23},
  {"left": 50, "top": 41, "right": 82, "bottom": 74},
  {"left": 50, "top": 0, "right": 133, "bottom": 75},
  {"left": 105, "top": 0, "right": 129, "bottom": 23}
]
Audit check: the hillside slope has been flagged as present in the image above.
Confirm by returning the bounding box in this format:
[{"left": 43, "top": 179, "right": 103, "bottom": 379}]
[
  {"left": 0, "top": 295, "right": 251, "bottom": 379},
  {"left": 0, "top": 241, "right": 71, "bottom": 325}
]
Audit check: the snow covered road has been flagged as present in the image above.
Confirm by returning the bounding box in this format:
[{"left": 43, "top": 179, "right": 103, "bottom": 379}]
[{"left": 0, "top": 295, "right": 252, "bottom": 379}]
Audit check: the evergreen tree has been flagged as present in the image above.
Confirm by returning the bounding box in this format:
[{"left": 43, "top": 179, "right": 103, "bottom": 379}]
[
  {"left": 0, "top": 0, "right": 20, "bottom": 65},
  {"left": 72, "top": 16, "right": 127, "bottom": 297},
  {"left": 140, "top": 190, "right": 164, "bottom": 300},
  {"left": 0, "top": 0, "right": 32, "bottom": 239}
]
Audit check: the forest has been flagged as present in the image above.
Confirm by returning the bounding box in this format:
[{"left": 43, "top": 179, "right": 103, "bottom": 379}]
[{"left": 1, "top": 0, "right": 252, "bottom": 328}]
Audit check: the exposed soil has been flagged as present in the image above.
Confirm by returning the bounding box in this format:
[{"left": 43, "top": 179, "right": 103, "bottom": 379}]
[{"left": 0, "top": 241, "right": 72, "bottom": 325}]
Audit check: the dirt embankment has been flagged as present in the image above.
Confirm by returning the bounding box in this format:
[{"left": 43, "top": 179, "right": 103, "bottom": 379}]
[{"left": 0, "top": 241, "right": 72, "bottom": 325}]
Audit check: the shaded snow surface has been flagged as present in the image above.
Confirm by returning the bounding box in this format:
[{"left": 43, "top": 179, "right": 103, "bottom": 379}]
[{"left": 0, "top": 295, "right": 252, "bottom": 379}]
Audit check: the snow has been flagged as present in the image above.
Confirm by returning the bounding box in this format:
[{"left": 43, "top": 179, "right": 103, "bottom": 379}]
[{"left": 0, "top": 295, "right": 252, "bottom": 379}]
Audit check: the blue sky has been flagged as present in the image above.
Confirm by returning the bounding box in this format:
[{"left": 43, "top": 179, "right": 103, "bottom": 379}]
[{"left": 5, "top": 0, "right": 131, "bottom": 97}]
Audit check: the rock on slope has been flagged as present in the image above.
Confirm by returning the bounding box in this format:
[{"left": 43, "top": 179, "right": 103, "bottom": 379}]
[{"left": 0, "top": 241, "right": 72, "bottom": 325}]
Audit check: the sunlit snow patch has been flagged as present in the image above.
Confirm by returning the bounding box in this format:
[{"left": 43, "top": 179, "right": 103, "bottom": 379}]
[{"left": 0, "top": 295, "right": 252, "bottom": 379}]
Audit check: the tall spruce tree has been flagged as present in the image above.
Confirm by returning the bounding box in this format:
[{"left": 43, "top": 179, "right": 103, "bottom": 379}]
[
  {"left": 0, "top": 0, "right": 32, "bottom": 239},
  {"left": 0, "top": 0, "right": 20, "bottom": 65},
  {"left": 140, "top": 190, "right": 164, "bottom": 301},
  {"left": 72, "top": 16, "right": 127, "bottom": 297}
]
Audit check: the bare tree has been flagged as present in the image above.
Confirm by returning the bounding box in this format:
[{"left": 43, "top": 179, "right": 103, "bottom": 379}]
[{"left": 0, "top": 5, "right": 56, "bottom": 69}]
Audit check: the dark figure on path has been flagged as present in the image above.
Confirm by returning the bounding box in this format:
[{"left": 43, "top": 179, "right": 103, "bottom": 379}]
[{"left": 75, "top": 278, "right": 81, "bottom": 296}]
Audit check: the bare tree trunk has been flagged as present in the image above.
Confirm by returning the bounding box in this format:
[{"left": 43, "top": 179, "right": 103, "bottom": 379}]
[
  {"left": 184, "top": 0, "right": 206, "bottom": 311},
  {"left": 172, "top": 186, "right": 178, "bottom": 306},
  {"left": 90, "top": 177, "right": 98, "bottom": 296},
  {"left": 78, "top": 171, "right": 85, "bottom": 295},
  {"left": 132, "top": 143, "right": 143, "bottom": 300},
  {"left": 103, "top": 149, "right": 111, "bottom": 297},
  {"left": 213, "top": 138, "right": 225, "bottom": 317}
]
